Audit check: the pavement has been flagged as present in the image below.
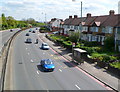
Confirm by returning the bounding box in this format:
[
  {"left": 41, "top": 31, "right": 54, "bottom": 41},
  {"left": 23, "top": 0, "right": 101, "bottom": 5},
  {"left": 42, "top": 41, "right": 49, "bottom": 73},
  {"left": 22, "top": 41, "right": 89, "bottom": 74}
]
[{"left": 38, "top": 33, "right": 119, "bottom": 92}]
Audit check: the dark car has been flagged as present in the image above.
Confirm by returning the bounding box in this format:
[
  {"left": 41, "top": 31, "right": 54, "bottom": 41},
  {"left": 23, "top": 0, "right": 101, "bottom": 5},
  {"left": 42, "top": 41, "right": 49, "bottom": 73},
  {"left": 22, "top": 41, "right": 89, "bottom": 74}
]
[
  {"left": 10, "top": 29, "right": 13, "bottom": 32},
  {"left": 29, "top": 29, "right": 32, "bottom": 32},
  {"left": 32, "top": 30, "right": 35, "bottom": 33},
  {"left": 40, "top": 59, "right": 55, "bottom": 72},
  {"left": 25, "top": 38, "right": 32, "bottom": 43},
  {"left": 26, "top": 33, "right": 29, "bottom": 36}
]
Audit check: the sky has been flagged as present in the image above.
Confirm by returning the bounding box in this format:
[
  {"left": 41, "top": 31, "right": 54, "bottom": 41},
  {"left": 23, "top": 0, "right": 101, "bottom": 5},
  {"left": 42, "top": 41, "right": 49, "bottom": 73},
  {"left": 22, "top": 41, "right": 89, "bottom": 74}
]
[{"left": 0, "top": 0, "right": 120, "bottom": 22}]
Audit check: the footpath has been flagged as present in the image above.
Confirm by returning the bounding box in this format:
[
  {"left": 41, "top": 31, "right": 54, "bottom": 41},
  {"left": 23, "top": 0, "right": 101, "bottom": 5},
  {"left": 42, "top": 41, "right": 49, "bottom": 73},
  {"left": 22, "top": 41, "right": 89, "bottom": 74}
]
[{"left": 38, "top": 33, "right": 119, "bottom": 92}]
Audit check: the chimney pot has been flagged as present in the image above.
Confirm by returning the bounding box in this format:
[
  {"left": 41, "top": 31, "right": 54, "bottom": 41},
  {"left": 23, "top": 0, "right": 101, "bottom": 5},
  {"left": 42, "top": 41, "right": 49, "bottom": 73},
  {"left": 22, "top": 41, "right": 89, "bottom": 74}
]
[
  {"left": 109, "top": 10, "right": 115, "bottom": 15},
  {"left": 74, "top": 15, "right": 78, "bottom": 18},
  {"left": 87, "top": 13, "right": 91, "bottom": 18},
  {"left": 69, "top": 16, "right": 72, "bottom": 19}
]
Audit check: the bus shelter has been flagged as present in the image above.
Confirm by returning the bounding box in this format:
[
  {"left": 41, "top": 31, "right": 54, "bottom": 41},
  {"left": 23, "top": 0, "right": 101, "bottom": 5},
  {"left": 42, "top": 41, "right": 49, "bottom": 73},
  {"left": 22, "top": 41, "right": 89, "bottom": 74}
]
[{"left": 73, "top": 48, "right": 87, "bottom": 64}]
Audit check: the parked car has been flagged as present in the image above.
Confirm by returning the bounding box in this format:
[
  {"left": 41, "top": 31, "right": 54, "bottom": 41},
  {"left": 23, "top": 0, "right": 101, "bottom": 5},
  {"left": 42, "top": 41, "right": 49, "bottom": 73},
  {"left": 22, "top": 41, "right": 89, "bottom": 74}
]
[
  {"left": 41, "top": 43, "right": 49, "bottom": 50},
  {"left": 25, "top": 38, "right": 32, "bottom": 43},
  {"left": 25, "top": 33, "right": 29, "bottom": 36},
  {"left": 40, "top": 59, "right": 55, "bottom": 71}
]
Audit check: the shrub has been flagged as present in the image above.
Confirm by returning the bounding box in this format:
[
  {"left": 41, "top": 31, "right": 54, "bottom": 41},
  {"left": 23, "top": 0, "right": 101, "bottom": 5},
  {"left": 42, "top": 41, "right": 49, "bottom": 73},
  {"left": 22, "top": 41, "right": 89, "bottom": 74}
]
[
  {"left": 110, "top": 61, "right": 120, "bottom": 69},
  {"left": 104, "top": 36, "right": 114, "bottom": 51},
  {"left": 91, "top": 53, "right": 117, "bottom": 63},
  {"left": 62, "top": 41, "right": 72, "bottom": 49}
]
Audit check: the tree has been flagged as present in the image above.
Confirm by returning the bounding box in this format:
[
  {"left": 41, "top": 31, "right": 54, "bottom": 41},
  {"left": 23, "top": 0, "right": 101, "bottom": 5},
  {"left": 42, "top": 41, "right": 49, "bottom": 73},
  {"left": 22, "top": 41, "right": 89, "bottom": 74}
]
[
  {"left": 69, "top": 32, "right": 80, "bottom": 44},
  {"left": 26, "top": 18, "right": 36, "bottom": 25},
  {"left": 1, "top": 13, "right": 8, "bottom": 29},
  {"left": 104, "top": 36, "right": 114, "bottom": 51},
  {"left": 6, "top": 16, "right": 16, "bottom": 28}
]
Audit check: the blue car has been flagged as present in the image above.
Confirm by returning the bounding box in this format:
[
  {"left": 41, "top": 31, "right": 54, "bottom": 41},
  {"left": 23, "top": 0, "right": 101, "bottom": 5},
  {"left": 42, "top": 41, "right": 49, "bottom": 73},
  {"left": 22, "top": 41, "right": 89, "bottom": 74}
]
[{"left": 41, "top": 59, "right": 55, "bottom": 71}]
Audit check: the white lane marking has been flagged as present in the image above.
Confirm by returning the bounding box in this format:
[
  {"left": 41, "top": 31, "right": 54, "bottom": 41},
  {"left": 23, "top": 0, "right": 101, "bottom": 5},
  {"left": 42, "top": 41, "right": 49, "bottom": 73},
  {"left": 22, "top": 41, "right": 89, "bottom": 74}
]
[
  {"left": 75, "top": 84, "right": 81, "bottom": 90},
  {"left": 59, "top": 69, "right": 62, "bottom": 72},
  {"left": 31, "top": 59, "right": 33, "bottom": 62},
  {"left": 43, "top": 53, "right": 45, "bottom": 54},
  {"left": 26, "top": 48, "right": 28, "bottom": 50},
  {"left": 28, "top": 53, "right": 29, "bottom": 55},
  {"left": 37, "top": 71, "right": 39, "bottom": 74}
]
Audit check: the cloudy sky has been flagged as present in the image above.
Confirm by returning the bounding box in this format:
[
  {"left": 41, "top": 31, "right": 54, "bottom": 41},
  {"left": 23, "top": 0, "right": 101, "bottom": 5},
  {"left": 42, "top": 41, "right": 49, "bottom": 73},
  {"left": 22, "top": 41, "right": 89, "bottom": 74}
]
[{"left": 0, "top": 0, "right": 120, "bottom": 21}]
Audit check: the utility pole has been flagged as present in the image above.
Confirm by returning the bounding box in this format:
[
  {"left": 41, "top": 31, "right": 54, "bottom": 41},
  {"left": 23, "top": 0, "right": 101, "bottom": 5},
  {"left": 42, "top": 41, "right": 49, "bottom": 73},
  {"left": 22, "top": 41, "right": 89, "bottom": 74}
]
[
  {"left": 81, "top": 1, "right": 82, "bottom": 19},
  {"left": 45, "top": 13, "right": 46, "bottom": 26}
]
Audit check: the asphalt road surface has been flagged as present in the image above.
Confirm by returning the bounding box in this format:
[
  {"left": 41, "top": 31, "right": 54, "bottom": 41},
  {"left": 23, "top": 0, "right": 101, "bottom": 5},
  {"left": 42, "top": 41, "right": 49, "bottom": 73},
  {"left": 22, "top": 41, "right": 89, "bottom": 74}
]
[
  {"left": 5, "top": 28, "right": 112, "bottom": 91},
  {"left": 0, "top": 28, "right": 20, "bottom": 51}
]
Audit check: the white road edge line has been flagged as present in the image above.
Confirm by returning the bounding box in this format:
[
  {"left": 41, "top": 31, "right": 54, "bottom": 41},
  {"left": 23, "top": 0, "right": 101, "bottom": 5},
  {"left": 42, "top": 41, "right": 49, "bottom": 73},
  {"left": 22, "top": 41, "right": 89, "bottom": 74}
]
[
  {"left": 59, "top": 69, "right": 62, "bottom": 72},
  {"left": 37, "top": 71, "right": 39, "bottom": 74},
  {"left": 75, "top": 84, "right": 81, "bottom": 90}
]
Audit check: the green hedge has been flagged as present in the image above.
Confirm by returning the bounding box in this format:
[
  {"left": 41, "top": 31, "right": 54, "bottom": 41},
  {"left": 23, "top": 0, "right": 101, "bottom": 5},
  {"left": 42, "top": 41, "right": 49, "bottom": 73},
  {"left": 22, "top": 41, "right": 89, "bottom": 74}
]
[
  {"left": 110, "top": 61, "right": 120, "bottom": 69},
  {"left": 91, "top": 53, "right": 117, "bottom": 63}
]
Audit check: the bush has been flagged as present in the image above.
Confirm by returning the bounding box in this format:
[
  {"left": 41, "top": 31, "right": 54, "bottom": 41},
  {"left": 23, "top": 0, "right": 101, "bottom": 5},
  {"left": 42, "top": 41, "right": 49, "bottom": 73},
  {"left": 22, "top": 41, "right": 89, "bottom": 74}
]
[
  {"left": 110, "top": 61, "right": 120, "bottom": 69},
  {"left": 104, "top": 36, "right": 114, "bottom": 51},
  {"left": 62, "top": 41, "right": 72, "bottom": 49},
  {"left": 91, "top": 53, "right": 117, "bottom": 63}
]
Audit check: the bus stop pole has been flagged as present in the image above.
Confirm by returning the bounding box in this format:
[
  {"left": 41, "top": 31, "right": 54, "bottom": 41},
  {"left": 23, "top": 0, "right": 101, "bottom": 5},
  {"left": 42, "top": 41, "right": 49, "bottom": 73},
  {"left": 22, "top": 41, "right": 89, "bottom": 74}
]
[{"left": 72, "top": 43, "right": 75, "bottom": 61}]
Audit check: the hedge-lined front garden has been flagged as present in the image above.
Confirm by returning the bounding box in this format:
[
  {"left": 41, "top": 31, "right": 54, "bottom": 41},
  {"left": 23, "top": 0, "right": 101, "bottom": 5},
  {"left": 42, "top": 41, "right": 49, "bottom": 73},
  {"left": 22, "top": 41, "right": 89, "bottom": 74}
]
[{"left": 46, "top": 34, "right": 120, "bottom": 73}]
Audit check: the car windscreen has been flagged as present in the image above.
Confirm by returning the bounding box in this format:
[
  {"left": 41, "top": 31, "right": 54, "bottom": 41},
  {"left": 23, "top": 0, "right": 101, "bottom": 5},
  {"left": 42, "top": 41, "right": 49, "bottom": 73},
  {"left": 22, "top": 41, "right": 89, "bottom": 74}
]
[
  {"left": 45, "top": 60, "right": 53, "bottom": 65},
  {"left": 43, "top": 44, "right": 48, "bottom": 46}
]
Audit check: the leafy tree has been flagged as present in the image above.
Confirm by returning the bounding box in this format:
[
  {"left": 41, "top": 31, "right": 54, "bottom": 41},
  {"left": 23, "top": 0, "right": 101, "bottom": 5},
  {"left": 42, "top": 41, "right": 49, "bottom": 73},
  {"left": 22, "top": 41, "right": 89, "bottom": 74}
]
[
  {"left": 104, "top": 36, "right": 114, "bottom": 51},
  {"left": 27, "top": 18, "right": 36, "bottom": 25},
  {"left": 6, "top": 16, "right": 16, "bottom": 28},
  {"left": 2, "top": 13, "right": 8, "bottom": 29},
  {"left": 69, "top": 32, "right": 80, "bottom": 45}
]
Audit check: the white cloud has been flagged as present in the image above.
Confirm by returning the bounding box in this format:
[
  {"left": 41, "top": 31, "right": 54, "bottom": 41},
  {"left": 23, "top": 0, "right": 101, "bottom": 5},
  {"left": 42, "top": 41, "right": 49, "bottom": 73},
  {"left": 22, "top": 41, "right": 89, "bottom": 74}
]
[{"left": 0, "top": 0, "right": 119, "bottom": 21}]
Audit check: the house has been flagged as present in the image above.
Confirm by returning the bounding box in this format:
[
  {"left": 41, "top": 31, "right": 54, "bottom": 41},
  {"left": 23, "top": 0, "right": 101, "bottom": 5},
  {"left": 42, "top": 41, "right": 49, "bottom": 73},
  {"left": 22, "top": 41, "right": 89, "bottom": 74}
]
[
  {"left": 48, "top": 18, "right": 63, "bottom": 32},
  {"left": 61, "top": 16, "right": 75, "bottom": 36},
  {"left": 60, "top": 10, "right": 120, "bottom": 51},
  {"left": 80, "top": 10, "right": 120, "bottom": 45}
]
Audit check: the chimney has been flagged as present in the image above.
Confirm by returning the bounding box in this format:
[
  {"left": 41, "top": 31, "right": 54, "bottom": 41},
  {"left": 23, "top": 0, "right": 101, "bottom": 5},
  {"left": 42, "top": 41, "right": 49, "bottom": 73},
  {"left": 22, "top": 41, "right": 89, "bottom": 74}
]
[
  {"left": 74, "top": 15, "right": 78, "bottom": 18},
  {"left": 109, "top": 10, "right": 115, "bottom": 15},
  {"left": 69, "top": 16, "right": 72, "bottom": 19},
  {"left": 87, "top": 13, "right": 91, "bottom": 18}
]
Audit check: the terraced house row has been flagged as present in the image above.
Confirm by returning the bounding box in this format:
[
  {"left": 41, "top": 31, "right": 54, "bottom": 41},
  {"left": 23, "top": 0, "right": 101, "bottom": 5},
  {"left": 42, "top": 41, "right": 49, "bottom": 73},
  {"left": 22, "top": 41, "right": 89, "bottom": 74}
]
[{"left": 48, "top": 10, "right": 120, "bottom": 51}]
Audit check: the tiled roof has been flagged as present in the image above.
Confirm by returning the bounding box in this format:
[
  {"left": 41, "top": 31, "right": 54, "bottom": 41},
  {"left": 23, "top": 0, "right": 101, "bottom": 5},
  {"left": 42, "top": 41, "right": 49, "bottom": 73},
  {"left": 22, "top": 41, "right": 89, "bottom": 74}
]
[
  {"left": 63, "top": 18, "right": 74, "bottom": 25},
  {"left": 101, "top": 14, "right": 120, "bottom": 27},
  {"left": 83, "top": 16, "right": 97, "bottom": 26},
  {"left": 90, "top": 15, "right": 109, "bottom": 26}
]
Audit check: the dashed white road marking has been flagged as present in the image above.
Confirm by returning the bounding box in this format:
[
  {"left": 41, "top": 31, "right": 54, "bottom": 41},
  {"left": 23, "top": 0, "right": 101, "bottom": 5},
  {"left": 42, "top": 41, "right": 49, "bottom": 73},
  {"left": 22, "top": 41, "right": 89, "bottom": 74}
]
[
  {"left": 37, "top": 71, "right": 39, "bottom": 74},
  {"left": 75, "top": 84, "right": 81, "bottom": 90},
  {"left": 59, "top": 69, "right": 62, "bottom": 72},
  {"left": 31, "top": 59, "right": 33, "bottom": 62},
  {"left": 28, "top": 53, "right": 29, "bottom": 55},
  {"left": 26, "top": 48, "right": 28, "bottom": 50},
  {"left": 43, "top": 53, "right": 45, "bottom": 54}
]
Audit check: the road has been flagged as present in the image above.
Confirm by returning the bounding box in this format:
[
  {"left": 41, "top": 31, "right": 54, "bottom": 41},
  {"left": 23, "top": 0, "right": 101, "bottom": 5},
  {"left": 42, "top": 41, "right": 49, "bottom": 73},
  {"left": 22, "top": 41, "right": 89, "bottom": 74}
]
[
  {"left": 5, "top": 28, "right": 112, "bottom": 90},
  {"left": 0, "top": 28, "right": 20, "bottom": 52}
]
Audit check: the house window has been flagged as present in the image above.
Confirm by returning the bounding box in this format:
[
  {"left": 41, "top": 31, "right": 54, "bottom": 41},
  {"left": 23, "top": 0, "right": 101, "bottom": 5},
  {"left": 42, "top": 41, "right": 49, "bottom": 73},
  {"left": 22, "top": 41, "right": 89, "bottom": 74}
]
[
  {"left": 92, "top": 36, "right": 96, "bottom": 41},
  {"left": 107, "top": 27, "right": 113, "bottom": 33},
  {"left": 117, "top": 27, "right": 120, "bottom": 34},
  {"left": 67, "top": 25, "right": 70, "bottom": 28},
  {"left": 102, "top": 27, "right": 106, "bottom": 33},
  {"left": 75, "top": 26, "right": 78, "bottom": 30},
  {"left": 83, "top": 26, "right": 88, "bottom": 31},
  {"left": 90, "top": 27, "right": 98, "bottom": 32}
]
